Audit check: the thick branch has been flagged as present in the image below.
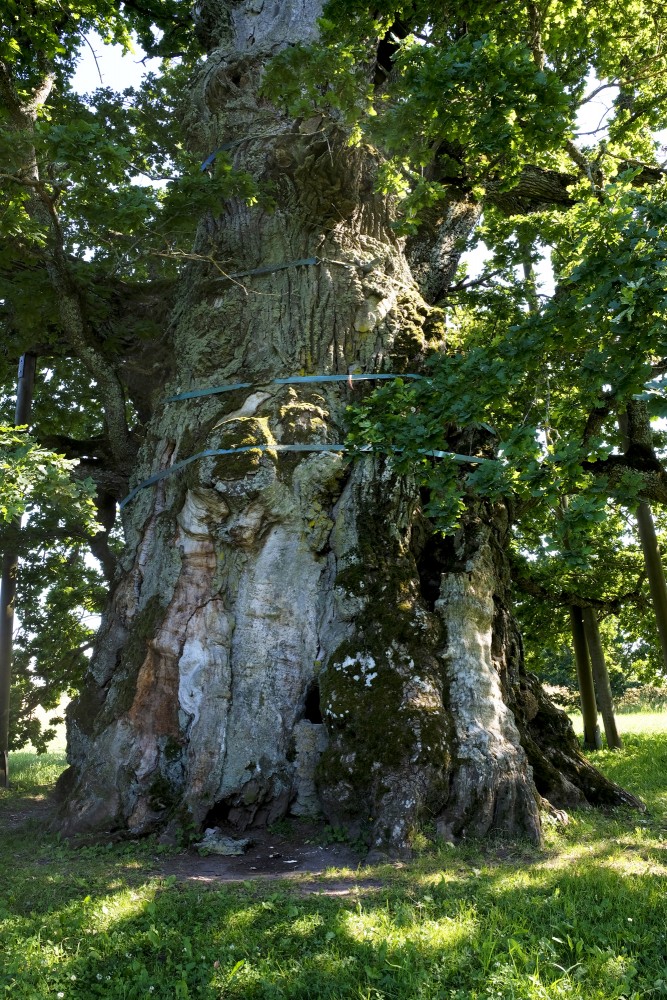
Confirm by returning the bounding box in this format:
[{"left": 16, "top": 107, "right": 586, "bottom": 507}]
[
  {"left": 46, "top": 265, "right": 138, "bottom": 472},
  {"left": 582, "top": 396, "right": 615, "bottom": 445},
  {"left": 71, "top": 461, "right": 128, "bottom": 503},
  {"left": 625, "top": 399, "right": 654, "bottom": 451},
  {"left": 584, "top": 398, "right": 667, "bottom": 503},
  {"left": 513, "top": 565, "right": 648, "bottom": 614},
  {"left": 0, "top": 59, "right": 56, "bottom": 130},
  {"left": 485, "top": 165, "right": 577, "bottom": 214},
  {"left": 39, "top": 434, "right": 110, "bottom": 461},
  {"left": 582, "top": 456, "right": 667, "bottom": 505},
  {"left": 0, "top": 54, "right": 138, "bottom": 474},
  {"left": 88, "top": 490, "right": 118, "bottom": 583},
  {"left": 564, "top": 139, "right": 604, "bottom": 190},
  {"left": 526, "top": 2, "right": 546, "bottom": 72},
  {"left": 405, "top": 196, "right": 482, "bottom": 304}
]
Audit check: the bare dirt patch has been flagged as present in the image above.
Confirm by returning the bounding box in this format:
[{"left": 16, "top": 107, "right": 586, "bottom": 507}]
[
  {"left": 0, "top": 793, "right": 53, "bottom": 832},
  {"left": 2, "top": 796, "right": 379, "bottom": 892},
  {"left": 154, "top": 821, "right": 377, "bottom": 893}
]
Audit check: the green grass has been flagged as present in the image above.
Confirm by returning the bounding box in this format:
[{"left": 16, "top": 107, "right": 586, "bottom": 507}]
[
  {"left": 1, "top": 719, "right": 666, "bottom": 999},
  {"left": 569, "top": 711, "right": 667, "bottom": 737},
  {"left": 5, "top": 749, "right": 70, "bottom": 792}
]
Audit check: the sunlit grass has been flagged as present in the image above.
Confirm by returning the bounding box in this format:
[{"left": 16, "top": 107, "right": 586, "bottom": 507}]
[
  {"left": 570, "top": 710, "right": 667, "bottom": 736},
  {"left": 1, "top": 716, "right": 666, "bottom": 999},
  {"left": 0, "top": 748, "right": 68, "bottom": 796}
]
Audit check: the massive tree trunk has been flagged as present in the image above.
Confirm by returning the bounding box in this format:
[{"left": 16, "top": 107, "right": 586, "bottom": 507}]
[{"left": 56, "top": 0, "right": 639, "bottom": 853}]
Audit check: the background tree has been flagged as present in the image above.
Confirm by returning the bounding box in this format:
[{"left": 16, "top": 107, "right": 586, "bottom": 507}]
[
  {"left": 4, "top": 0, "right": 666, "bottom": 852},
  {"left": 0, "top": 423, "right": 100, "bottom": 751}
]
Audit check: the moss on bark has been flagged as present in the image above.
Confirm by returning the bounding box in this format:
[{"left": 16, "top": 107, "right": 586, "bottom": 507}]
[{"left": 55, "top": 0, "right": 643, "bottom": 850}]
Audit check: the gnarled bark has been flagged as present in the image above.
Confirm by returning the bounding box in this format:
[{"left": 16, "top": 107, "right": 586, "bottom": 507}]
[{"left": 55, "top": 0, "right": 641, "bottom": 854}]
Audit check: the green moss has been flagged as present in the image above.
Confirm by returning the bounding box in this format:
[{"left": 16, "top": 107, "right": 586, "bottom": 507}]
[
  {"left": 333, "top": 562, "right": 369, "bottom": 595},
  {"left": 209, "top": 417, "right": 274, "bottom": 481},
  {"left": 422, "top": 306, "right": 448, "bottom": 347},
  {"left": 319, "top": 637, "right": 451, "bottom": 810},
  {"left": 148, "top": 774, "right": 178, "bottom": 813},
  {"left": 163, "top": 737, "right": 183, "bottom": 763},
  {"left": 177, "top": 421, "right": 216, "bottom": 466},
  {"left": 277, "top": 399, "right": 328, "bottom": 444},
  {"left": 318, "top": 528, "right": 452, "bottom": 825},
  {"left": 388, "top": 297, "right": 430, "bottom": 370},
  {"left": 175, "top": 399, "right": 266, "bottom": 488},
  {"left": 212, "top": 448, "right": 263, "bottom": 481},
  {"left": 98, "top": 596, "right": 167, "bottom": 726},
  {"left": 67, "top": 683, "right": 105, "bottom": 738}
]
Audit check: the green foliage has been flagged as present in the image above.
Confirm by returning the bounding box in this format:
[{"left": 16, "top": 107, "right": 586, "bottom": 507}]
[
  {"left": 0, "top": 0, "right": 198, "bottom": 93},
  {"left": 0, "top": 424, "right": 103, "bottom": 750},
  {"left": 265, "top": 0, "right": 667, "bottom": 217},
  {"left": 538, "top": 178, "right": 667, "bottom": 401},
  {"left": 10, "top": 532, "right": 106, "bottom": 753},
  {"left": 313, "top": 0, "right": 667, "bottom": 686},
  {"left": 4, "top": 0, "right": 667, "bottom": 744},
  {"left": 0, "top": 2, "right": 256, "bottom": 344},
  {"left": 346, "top": 172, "right": 667, "bottom": 534},
  {"left": 513, "top": 505, "right": 667, "bottom": 691},
  {"left": 266, "top": 21, "right": 571, "bottom": 226},
  {"left": 0, "top": 2, "right": 132, "bottom": 94},
  {"left": 615, "top": 686, "right": 667, "bottom": 713},
  {"left": 0, "top": 425, "right": 97, "bottom": 526}
]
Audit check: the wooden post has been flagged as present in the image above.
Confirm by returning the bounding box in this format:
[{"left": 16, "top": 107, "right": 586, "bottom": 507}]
[
  {"left": 569, "top": 605, "right": 602, "bottom": 750},
  {"left": 582, "top": 607, "right": 622, "bottom": 749},
  {"left": 0, "top": 353, "right": 37, "bottom": 787}
]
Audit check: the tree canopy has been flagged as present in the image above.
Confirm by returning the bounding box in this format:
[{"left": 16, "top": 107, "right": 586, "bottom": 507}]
[{"left": 2, "top": 0, "right": 667, "bottom": 747}]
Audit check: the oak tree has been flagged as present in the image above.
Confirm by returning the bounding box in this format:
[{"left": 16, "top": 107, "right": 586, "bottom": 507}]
[{"left": 3, "top": 0, "right": 665, "bottom": 851}]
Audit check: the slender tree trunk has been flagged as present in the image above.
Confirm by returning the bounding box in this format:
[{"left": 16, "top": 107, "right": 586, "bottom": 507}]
[
  {"left": 54, "top": 0, "right": 641, "bottom": 850},
  {"left": 635, "top": 503, "right": 667, "bottom": 669},
  {"left": 569, "top": 606, "right": 602, "bottom": 750},
  {"left": 553, "top": 493, "right": 601, "bottom": 749},
  {"left": 620, "top": 404, "right": 667, "bottom": 670},
  {"left": 0, "top": 353, "right": 36, "bottom": 786},
  {"left": 582, "top": 608, "right": 622, "bottom": 749}
]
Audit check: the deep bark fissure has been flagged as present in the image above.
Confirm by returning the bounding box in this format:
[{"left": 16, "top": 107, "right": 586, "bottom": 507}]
[
  {"left": 413, "top": 522, "right": 456, "bottom": 612},
  {"left": 303, "top": 682, "right": 323, "bottom": 724}
]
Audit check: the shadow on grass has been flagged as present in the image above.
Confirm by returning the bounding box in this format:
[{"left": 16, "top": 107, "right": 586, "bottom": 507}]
[
  {"left": 2, "top": 851, "right": 667, "bottom": 1000},
  {"left": 1, "top": 732, "right": 666, "bottom": 999}
]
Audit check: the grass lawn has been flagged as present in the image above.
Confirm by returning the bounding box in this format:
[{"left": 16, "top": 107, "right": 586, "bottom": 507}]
[{"left": 1, "top": 716, "right": 665, "bottom": 999}]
